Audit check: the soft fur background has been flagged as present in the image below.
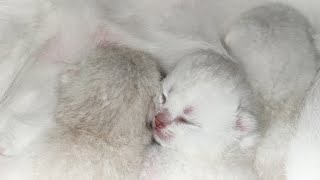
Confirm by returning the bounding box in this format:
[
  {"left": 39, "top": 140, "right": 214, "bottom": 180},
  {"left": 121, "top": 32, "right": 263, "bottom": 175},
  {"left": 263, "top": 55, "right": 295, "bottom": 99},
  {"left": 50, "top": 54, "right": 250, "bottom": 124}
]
[{"left": 0, "top": 0, "right": 320, "bottom": 179}]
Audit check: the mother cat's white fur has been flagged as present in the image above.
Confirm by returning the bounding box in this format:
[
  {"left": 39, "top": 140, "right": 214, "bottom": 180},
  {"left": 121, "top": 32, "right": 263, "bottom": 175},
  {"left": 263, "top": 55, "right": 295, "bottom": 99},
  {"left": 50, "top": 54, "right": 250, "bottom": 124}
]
[
  {"left": 224, "top": 3, "right": 319, "bottom": 180},
  {"left": 286, "top": 71, "right": 320, "bottom": 180}
]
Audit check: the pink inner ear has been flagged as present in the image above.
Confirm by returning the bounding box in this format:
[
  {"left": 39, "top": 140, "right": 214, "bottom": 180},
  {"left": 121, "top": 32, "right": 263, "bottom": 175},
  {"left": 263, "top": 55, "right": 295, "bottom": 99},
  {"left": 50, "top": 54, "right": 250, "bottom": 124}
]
[
  {"left": 235, "top": 113, "right": 255, "bottom": 133},
  {"left": 236, "top": 118, "right": 247, "bottom": 132}
]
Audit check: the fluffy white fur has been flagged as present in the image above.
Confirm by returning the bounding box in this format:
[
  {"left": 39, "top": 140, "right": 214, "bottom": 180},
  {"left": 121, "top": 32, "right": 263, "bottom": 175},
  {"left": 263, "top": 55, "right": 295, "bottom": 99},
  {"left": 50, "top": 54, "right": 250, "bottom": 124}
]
[
  {"left": 1, "top": 0, "right": 320, "bottom": 178},
  {"left": 0, "top": 0, "right": 98, "bottom": 155},
  {"left": 0, "top": 46, "right": 161, "bottom": 180},
  {"left": 0, "top": 60, "right": 60, "bottom": 156},
  {"left": 286, "top": 71, "right": 320, "bottom": 180},
  {"left": 141, "top": 51, "right": 260, "bottom": 180},
  {"left": 224, "top": 3, "right": 319, "bottom": 180}
]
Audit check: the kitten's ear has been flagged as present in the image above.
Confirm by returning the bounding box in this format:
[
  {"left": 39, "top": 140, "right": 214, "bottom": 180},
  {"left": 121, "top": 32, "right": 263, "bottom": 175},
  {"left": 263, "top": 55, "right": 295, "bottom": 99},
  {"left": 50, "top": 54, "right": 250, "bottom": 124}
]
[
  {"left": 235, "top": 110, "right": 257, "bottom": 135},
  {"left": 235, "top": 110, "right": 260, "bottom": 149}
]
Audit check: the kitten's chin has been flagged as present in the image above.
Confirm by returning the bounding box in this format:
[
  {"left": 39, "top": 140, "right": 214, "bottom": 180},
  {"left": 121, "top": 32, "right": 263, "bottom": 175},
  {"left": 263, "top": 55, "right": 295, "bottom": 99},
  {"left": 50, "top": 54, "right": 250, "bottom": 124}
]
[{"left": 152, "top": 128, "right": 173, "bottom": 146}]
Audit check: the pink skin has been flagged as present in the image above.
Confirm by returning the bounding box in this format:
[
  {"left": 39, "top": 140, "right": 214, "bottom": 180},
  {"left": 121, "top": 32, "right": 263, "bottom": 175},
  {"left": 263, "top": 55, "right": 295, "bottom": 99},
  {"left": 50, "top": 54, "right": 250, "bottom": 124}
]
[
  {"left": 152, "top": 106, "right": 194, "bottom": 141},
  {"left": 39, "top": 25, "right": 117, "bottom": 63},
  {"left": 152, "top": 110, "right": 173, "bottom": 140},
  {"left": 93, "top": 25, "right": 118, "bottom": 47},
  {"left": 236, "top": 118, "right": 247, "bottom": 132},
  {"left": 38, "top": 35, "right": 65, "bottom": 62},
  {"left": 234, "top": 113, "right": 255, "bottom": 133},
  {"left": 154, "top": 110, "right": 171, "bottom": 129}
]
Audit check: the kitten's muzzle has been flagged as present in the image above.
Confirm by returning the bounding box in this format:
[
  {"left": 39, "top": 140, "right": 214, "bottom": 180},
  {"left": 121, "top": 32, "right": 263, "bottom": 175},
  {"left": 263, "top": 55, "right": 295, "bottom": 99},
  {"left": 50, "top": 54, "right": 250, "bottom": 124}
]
[{"left": 153, "top": 111, "right": 171, "bottom": 129}]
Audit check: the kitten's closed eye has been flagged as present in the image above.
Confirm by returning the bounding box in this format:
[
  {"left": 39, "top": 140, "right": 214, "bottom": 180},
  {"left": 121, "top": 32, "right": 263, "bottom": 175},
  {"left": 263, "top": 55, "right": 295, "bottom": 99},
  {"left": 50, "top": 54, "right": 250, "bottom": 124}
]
[
  {"left": 175, "top": 116, "right": 200, "bottom": 127},
  {"left": 175, "top": 116, "right": 189, "bottom": 124}
]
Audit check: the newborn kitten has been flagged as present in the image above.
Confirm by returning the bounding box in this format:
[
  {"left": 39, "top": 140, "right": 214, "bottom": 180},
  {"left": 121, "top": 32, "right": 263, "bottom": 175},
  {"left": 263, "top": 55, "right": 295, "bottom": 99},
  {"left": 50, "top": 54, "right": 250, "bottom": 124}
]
[
  {"left": 141, "top": 50, "right": 260, "bottom": 180},
  {"left": 1, "top": 46, "right": 161, "bottom": 180},
  {"left": 224, "top": 3, "right": 319, "bottom": 180}
]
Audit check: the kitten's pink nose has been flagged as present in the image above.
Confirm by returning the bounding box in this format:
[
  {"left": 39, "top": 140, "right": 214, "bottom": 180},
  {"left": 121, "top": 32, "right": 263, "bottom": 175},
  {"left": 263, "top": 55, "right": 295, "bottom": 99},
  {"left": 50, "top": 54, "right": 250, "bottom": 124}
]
[{"left": 154, "top": 112, "right": 169, "bottom": 129}]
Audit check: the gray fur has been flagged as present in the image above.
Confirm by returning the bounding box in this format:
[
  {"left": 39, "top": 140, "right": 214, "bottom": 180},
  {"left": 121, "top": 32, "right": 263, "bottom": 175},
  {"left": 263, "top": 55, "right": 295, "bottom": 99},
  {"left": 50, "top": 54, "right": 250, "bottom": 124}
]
[{"left": 2, "top": 46, "right": 161, "bottom": 180}]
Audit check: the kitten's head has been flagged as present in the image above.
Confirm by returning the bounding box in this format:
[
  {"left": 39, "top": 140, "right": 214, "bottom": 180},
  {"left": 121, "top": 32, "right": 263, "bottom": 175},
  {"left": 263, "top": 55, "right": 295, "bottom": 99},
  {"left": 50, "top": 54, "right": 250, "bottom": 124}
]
[{"left": 149, "top": 51, "right": 259, "bottom": 154}]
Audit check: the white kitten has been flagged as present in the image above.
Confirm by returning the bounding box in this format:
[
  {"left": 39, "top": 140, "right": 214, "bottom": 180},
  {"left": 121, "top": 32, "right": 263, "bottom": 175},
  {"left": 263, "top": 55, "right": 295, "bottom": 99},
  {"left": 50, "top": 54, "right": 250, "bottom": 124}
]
[
  {"left": 0, "top": 46, "right": 161, "bottom": 180},
  {"left": 224, "top": 3, "right": 319, "bottom": 180},
  {"left": 141, "top": 50, "right": 260, "bottom": 180}
]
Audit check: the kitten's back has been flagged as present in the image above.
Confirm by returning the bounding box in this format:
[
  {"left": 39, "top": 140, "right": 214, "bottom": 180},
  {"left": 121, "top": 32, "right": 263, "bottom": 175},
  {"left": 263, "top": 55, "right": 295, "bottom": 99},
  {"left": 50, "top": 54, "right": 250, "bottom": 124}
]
[{"left": 3, "top": 46, "right": 161, "bottom": 180}]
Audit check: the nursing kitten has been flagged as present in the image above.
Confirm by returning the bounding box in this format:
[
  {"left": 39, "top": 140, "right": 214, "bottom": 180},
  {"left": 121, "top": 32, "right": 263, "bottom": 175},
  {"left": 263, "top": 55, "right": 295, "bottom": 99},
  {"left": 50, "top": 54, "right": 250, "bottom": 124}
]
[
  {"left": 224, "top": 3, "right": 319, "bottom": 180},
  {"left": 141, "top": 50, "right": 260, "bottom": 180},
  {"left": 1, "top": 46, "right": 161, "bottom": 180}
]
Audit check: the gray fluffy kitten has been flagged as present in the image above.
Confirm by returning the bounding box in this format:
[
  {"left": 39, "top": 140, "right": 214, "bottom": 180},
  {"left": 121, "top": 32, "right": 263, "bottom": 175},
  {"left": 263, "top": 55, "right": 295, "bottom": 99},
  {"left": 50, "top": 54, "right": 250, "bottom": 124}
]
[{"left": 2, "top": 46, "right": 161, "bottom": 180}]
